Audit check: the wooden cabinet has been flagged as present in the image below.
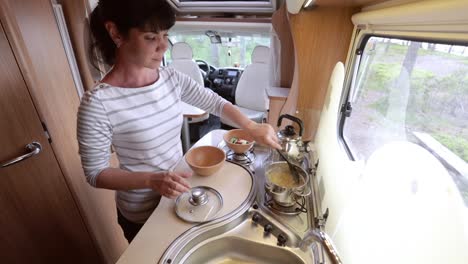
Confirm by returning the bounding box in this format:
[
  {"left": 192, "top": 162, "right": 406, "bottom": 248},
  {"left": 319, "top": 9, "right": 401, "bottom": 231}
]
[
  {"left": 0, "top": 16, "right": 100, "bottom": 264},
  {"left": 0, "top": 0, "right": 126, "bottom": 263},
  {"left": 289, "top": 6, "right": 356, "bottom": 140}
]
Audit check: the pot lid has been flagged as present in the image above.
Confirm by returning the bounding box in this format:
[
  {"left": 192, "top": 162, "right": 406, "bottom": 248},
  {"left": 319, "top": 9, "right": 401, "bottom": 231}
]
[{"left": 175, "top": 186, "right": 223, "bottom": 223}]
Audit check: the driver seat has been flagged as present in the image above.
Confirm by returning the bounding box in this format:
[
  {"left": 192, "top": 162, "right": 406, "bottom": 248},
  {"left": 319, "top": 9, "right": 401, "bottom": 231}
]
[
  {"left": 221, "top": 45, "right": 270, "bottom": 128},
  {"left": 168, "top": 42, "right": 204, "bottom": 86},
  {"left": 168, "top": 42, "right": 208, "bottom": 124}
]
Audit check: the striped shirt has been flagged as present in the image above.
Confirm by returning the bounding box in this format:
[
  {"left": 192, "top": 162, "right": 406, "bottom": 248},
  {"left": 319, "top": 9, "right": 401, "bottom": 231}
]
[{"left": 77, "top": 67, "right": 229, "bottom": 223}]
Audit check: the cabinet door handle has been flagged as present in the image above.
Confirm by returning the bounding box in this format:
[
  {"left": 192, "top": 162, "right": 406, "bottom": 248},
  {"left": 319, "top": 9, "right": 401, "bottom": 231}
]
[{"left": 1, "top": 142, "right": 42, "bottom": 168}]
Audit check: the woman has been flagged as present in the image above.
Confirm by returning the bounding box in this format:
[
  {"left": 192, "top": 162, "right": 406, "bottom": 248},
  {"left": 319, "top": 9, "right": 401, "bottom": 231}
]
[{"left": 78, "top": 0, "right": 281, "bottom": 242}]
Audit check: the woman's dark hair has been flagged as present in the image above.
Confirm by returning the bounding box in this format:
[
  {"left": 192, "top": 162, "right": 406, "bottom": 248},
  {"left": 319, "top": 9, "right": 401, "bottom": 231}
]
[{"left": 89, "top": 0, "right": 176, "bottom": 67}]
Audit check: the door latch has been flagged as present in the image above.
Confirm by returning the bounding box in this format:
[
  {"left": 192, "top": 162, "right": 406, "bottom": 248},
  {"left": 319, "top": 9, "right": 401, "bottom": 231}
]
[{"left": 341, "top": 102, "right": 352, "bottom": 117}]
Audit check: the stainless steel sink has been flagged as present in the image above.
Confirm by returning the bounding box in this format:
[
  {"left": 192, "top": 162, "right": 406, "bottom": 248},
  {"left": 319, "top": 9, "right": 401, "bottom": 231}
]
[
  {"left": 160, "top": 207, "right": 315, "bottom": 264},
  {"left": 180, "top": 236, "right": 307, "bottom": 264}
]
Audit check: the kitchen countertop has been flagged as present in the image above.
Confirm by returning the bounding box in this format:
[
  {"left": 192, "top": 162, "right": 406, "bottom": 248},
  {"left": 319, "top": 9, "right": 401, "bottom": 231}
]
[
  {"left": 180, "top": 102, "right": 206, "bottom": 118},
  {"left": 116, "top": 129, "right": 253, "bottom": 264},
  {"left": 266, "top": 86, "right": 290, "bottom": 100}
]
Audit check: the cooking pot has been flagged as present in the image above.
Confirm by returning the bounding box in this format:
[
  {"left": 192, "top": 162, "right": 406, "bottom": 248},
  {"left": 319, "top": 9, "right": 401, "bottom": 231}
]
[
  {"left": 264, "top": 161, "right": 311, "bottom": 207},
  {"left": 277, "top": 114, "right": 306, "bottom": 163}
]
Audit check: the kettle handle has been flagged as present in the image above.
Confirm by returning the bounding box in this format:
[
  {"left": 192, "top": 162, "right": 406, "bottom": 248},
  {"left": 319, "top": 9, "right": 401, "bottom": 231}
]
[{"left": 277, "top": 114, "right": 304, "bottom": 136}]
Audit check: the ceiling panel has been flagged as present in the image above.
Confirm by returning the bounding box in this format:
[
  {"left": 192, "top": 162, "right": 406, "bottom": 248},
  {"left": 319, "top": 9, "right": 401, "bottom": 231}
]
[
  {"left": 313, "top": 0, "right": 389, "bottom": 7},
  {"left": 167, "top": 0, "right": 277, "bottom": 15}
]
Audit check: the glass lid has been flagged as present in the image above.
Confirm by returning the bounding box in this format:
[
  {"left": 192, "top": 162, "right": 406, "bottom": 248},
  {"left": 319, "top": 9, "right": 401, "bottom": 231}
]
[{"left": 175, "top": 186, "right": 223, "bottom": 223}]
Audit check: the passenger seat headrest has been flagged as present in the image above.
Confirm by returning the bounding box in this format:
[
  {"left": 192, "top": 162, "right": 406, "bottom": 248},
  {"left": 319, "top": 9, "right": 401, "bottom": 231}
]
[
  {"left": 171, "top": 42, "right": 193, "bottom": 60},
  {"left": 251, "top": 45, "right": 270, "bottom": 64}
]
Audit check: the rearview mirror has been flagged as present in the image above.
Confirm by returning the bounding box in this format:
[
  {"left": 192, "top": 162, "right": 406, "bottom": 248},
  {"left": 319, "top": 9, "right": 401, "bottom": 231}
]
[{"left": 205, "top": 30, "right": 222, "bottom": 44}]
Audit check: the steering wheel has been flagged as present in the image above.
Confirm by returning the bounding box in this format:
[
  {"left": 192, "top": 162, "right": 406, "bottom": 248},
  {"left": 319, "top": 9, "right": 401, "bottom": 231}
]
[{"left": 195, "top": 59, "right": 212, "bottom": 81}]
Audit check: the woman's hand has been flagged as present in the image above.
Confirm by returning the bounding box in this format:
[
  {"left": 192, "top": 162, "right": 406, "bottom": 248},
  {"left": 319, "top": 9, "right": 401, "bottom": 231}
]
[
  {"left": 245, "top": 121, "right": 282, "bottom": 150},
  {"left": 221, "top": 103, "right": 281, "bottom": 149},
  {"left": 147, "top": 171, "right": 192, "bottom": 199}
]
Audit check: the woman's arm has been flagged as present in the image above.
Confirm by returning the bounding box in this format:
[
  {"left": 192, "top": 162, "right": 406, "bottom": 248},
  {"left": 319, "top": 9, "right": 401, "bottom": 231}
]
[
  {"left": 96, "top": 168, "right": 191, "bottom": 199},
  {"left": 222, "top": 103, "right": 282, "bottom": 149},
  {"left": 174, "top": 69, "right": 281, "bottom": 149}
]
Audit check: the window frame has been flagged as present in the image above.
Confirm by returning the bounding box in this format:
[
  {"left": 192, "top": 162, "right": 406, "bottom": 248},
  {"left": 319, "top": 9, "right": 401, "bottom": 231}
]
[{"left": 338, "top": 31, "right": 468, "bottom": 162}]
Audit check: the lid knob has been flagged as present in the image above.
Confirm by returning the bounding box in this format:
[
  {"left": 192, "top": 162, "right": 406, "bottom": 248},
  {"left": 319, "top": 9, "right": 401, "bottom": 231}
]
[
  {"left": 277, "top": 114, "right": 304, "bottom": 137},
  {"left": 283, "top": 125, "right": 296, "bottom": 137},
  {"left": 189, "top": 187, "right": 209, "bottom": 206}
]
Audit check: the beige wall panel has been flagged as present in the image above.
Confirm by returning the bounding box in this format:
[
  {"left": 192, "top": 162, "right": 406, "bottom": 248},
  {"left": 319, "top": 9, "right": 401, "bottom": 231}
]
[
  {"left": 272, "top": 3, "right": 295, "bottom": 87},
  {"left": 289, "top": 6, "right": 356, "bottom": 140},
  {"left": 267, "top": 97, "right": 287, "bottom": 130},
  {"left": 314, "top": 0, "right": 389, "bottom": 7},
  {"left": 57, "top": 0, "right": 96, "bottom": 91}
]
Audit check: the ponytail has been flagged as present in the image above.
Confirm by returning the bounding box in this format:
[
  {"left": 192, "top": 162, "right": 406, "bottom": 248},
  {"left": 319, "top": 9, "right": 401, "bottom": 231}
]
[{"left": 89, "top": 4, "right": 116, "bottom": 68}]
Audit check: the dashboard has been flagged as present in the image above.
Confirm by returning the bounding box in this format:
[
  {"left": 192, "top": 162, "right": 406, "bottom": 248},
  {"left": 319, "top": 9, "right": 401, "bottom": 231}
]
[
  {"left": 212, "top": 68, "right": 240, "bottom": 85},
  {"left": 208, "top": 68, "right": 243, "bottom": 103}
]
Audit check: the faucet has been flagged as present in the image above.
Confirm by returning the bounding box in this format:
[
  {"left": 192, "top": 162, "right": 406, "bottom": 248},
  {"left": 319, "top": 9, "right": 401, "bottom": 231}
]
[{"left": 300, "top": 228, "right": 343, "bottom": 264}]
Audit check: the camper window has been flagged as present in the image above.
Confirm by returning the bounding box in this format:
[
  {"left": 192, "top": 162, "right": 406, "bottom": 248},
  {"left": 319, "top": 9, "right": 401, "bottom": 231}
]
[{"left": 341, "top": 36, "right": 468, "bottom": 205}]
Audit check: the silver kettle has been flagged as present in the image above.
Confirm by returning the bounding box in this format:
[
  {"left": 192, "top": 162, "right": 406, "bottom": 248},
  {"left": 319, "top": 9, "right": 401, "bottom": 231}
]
[{"left": 277, "top": 114, "right": 306, "bottom": 163}]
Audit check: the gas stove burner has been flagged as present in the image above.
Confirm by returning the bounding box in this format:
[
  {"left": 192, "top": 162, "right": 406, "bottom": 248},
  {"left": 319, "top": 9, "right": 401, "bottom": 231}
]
[
  {"left": 264, "top": 192, "right": 307, "bottom": 216},
  {"left": 218, "top": 140, "right": 256, "bottom": 167},
  {"left": 226, "top": 149, "right": 256, "bottom": 166}
]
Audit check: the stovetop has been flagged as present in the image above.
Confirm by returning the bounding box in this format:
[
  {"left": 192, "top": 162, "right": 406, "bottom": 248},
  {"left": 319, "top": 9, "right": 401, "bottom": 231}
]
[{"left": 218, "top": 141, "right": 312, "bottom": 236}]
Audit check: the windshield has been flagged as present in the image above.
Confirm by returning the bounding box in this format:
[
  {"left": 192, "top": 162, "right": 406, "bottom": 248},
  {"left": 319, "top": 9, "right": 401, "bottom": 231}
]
[{"left": 166, "top": 32, "right": 271, "bottom": 68}]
